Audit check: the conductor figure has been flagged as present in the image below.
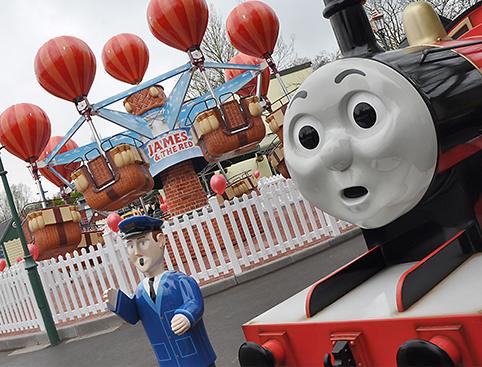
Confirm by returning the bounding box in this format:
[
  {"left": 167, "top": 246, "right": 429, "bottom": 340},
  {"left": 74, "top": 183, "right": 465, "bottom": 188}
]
[{"left": 103, "top": 216, "right": 216, "bottom": 366}]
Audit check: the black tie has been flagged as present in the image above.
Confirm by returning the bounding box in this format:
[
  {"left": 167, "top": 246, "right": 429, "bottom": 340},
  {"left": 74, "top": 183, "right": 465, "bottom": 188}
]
[{"left": 148, "top": 277, "right": 156, "bottom": 302}]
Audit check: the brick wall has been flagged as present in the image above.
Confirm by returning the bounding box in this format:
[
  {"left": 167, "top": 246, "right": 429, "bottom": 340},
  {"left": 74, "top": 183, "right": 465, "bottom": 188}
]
[{"left": 160, "top": 160, "right": 208, "bottom": 217}]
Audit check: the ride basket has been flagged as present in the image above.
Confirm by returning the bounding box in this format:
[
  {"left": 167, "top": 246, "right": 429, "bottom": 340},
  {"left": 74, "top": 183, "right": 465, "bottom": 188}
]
[
  {"left": 268, "top": 141, "right": 290, "bottom": 179},
  {"left": 25, "top": 204, "right": 82, "bottom": 260},
  {"left": 190, "top": 95, "right": 266, "bottom": 162},
  {"left": 71, "top": 142, "right": 154, "bottom": 211}
]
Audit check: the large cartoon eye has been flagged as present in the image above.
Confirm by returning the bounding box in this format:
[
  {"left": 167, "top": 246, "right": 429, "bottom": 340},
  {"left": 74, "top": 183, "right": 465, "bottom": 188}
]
[
  {"left": 293, "top": 115, "right": 323, "bottom": 152},
  {"left": 298, "top": 126, "right": 320, "bottom": 150},
  {"left": 353, "top": 102, "right": 377, "bottom": 129}
]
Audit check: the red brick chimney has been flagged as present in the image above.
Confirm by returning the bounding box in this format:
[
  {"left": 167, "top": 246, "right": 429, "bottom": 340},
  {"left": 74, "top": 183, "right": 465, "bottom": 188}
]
[{"left": 160, "top": 160, "right": 208, "bottom": 216}]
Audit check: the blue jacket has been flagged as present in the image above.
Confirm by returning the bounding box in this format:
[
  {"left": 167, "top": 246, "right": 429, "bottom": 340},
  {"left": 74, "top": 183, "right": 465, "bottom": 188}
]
[{"left": 111, "top": 271, "right": 216, "bottom": 366}]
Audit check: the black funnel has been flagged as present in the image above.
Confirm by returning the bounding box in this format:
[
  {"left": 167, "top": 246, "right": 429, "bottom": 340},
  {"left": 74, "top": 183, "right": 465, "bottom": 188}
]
[{"left": 323, "top": 0, "right": 383, "bottom": 57}]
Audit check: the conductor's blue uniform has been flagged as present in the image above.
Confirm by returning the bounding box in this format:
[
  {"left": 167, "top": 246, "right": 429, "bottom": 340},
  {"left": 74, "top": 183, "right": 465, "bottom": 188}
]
[
  {"left": 111, "top": 216, "right": 216, "bottom": 366},
  {"left": 111, "top": 271, "right": 216, "bottom": 366}
]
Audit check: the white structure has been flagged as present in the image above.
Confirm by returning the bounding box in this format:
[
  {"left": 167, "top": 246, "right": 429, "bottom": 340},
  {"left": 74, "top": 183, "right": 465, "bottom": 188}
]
[{"left": 0, "top": 176, "right": 352, "bottom": 334}]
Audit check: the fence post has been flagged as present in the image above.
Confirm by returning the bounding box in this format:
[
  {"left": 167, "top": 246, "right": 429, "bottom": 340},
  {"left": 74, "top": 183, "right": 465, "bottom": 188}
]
[
  {"left": 208, "top": 197, "right": 242, "bottom": 275},
  {"left": 103, "top": 231, "right": 129, "bottom": 293},
  {"left": 324, "top": 212, "right": 341, "bottom": 236}
]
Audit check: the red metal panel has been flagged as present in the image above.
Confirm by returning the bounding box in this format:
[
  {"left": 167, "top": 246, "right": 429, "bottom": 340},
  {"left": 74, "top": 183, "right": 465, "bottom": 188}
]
[{"left": 243, "top": 314, "right": 482, "bottom": 366}]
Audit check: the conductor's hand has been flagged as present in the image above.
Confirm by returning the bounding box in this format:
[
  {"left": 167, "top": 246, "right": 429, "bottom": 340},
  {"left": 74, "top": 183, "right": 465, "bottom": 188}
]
[
  {"left": 171, "top": 314, "right": 191, "bottom": 336},
  {"left": 103, "top": 288, "right": 118, "bottom": 311}
]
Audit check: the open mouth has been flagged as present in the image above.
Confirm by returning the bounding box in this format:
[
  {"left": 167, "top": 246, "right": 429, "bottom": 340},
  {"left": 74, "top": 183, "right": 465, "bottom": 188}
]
[
  {"left": 342, "top": 186, "right": 368, "bottom": 200},
  {"left": 139, "top": 257, "right": 145, "bottom": 266}
]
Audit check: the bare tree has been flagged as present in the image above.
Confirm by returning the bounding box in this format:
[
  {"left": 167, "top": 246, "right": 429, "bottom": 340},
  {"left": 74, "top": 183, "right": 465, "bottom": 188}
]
[
  {"left": 188, "top": 6, "right": 299, "bottom": 98},
  {"left": 364, "top": 0, "right": 478, "bottom": 50},
  {"left": 295, "top": 51, "right": 339, "bottom": 71},
  {"left": 0, "top": 183, "right": 33, "bottom": 221}
]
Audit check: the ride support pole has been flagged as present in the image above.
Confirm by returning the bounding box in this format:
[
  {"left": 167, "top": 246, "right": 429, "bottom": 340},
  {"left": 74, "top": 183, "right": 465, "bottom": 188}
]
[{"left": 0, "top": 152, "right": 60, "bottom": 345}]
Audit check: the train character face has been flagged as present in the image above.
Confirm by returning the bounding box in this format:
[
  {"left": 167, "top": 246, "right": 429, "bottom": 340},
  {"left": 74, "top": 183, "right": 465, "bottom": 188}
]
[{"left": 284, "top": 58, "right": 438, "bottom": 228}]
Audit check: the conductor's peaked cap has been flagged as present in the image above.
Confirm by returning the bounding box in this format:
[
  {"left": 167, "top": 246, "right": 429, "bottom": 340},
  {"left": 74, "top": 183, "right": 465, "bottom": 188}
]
[{"left": 119, "top": 216, "right": 164, "bottom": 239}]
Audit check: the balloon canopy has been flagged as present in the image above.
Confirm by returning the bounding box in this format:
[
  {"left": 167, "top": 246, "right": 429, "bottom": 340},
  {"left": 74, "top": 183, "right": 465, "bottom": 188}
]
[
  {"left": 226, "top": 1, "right": 280, "bottom": 59},
  {"left": 225, "top": 53, "right": 270, "bottom": 97},
  {"left": 0, "top": 103, "right": 51, "bottom": 163},
  {"left": 34, "top": 36, "right": 97, "bottom": 102},
  {"left": 210, "top": 174, "right": 227, "bottom": 195},
  {"left": 102, "top": 33, "right": 149, "bottom": 85},
  {"left": 39, "top": 136, "right": 79, "bottom": 188},
  {"left": 147, "top": 0, "right": 209, "bottom": 52}
]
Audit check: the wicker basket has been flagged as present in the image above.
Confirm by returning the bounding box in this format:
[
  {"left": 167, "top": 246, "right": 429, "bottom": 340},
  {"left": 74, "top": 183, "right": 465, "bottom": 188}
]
[
  {"left": 266, "top": 103, "right": 288, "bottom": 142},
  {"left": 268, "top": 143, "right": 291, "bottom": 179},
  {"left": 71, "top": 144, "right": 154, "bottom": 211},
  {"left": 25, "top": 205, "right": 82, "bottom": 260},
  {"left": 78, "top": 230, "right": 105, "bottom": 249},
  {"left": 124, "top": 85, "right": 166, "bottom": 116},
  {"left": 192, "top": 96, "right": 266, "bottom": 162},
  {"left": 222, "top": 175, "right": 258, "bottom": 201}
]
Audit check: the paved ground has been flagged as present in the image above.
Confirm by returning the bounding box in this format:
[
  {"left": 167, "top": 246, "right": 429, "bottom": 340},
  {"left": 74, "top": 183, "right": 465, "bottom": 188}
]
[{"left": 0, "top": 235, "right": 367, "bottom": 367}]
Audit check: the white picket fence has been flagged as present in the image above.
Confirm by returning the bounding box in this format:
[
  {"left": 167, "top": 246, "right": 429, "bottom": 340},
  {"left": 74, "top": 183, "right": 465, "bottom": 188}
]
[{"left": 0, "top": 176, "right": 353, "bottom": 334}]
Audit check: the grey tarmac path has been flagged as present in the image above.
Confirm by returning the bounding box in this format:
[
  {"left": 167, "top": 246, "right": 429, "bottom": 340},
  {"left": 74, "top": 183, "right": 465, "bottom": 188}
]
[{"left": 0, "top": 234, "right": 367, "bottom": 367}]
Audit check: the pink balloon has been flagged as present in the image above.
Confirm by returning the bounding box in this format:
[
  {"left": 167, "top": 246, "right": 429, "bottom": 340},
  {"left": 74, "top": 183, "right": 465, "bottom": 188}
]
[
  {"left": 27, "top": 243, "right": 39, "bottom": 261},
  {"left": 107, "top": 212, "right": 123, "bottom": 233},
  {"left": 160, "top": 203, "right": 168, "bottom": 212},
  {"left": 0, "top": 259, "right": 6, "bottom": 272},
  {"left": 253, "top": 170, "right": 261, "bottom": 179},
  {"left": 210, "top": 174, "right": 227, "bottom": 195}
]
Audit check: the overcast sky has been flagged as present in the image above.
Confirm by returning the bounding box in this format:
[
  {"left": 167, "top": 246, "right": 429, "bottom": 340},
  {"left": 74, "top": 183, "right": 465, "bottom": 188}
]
[{"left": 0, "top": 0, "right": 338, "bottom": 202}]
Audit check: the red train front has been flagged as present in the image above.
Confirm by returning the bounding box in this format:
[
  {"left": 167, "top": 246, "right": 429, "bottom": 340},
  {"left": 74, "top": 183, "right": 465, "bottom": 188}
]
[{"left": 238, "top": 1, "right": 482, "bottom": 366}]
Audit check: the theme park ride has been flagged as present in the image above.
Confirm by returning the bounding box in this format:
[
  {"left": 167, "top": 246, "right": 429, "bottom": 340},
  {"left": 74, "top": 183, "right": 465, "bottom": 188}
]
[
  {"left": 0, "top": 104, "right": 83, "bottom": 261},
  {"left": 0, "top": 0, "right": 297, "bottom": 261}
]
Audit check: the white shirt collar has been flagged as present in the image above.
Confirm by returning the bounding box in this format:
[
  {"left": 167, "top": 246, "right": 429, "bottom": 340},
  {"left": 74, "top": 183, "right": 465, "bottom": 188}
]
[{"left": 142, "top": 271, "right": 167, "bottom": 295}]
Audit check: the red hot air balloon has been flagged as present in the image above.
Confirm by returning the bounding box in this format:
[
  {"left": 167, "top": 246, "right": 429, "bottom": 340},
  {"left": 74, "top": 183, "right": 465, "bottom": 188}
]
[
  {"left": 0, "top": 103, "right": 51, "bottom": 163},
  {"left": 102, "top": 33, "right": 149, "bottom": 85},
  {"left": 225, "top": 53, "right": 270, "bottom": 97},
  {"left": 34, "top": 36, "right": 96, "bottom": 102},
  {"left": 147, "top": 0, "right": 209, "bottom": 52},
  {"left": 39, "top": 136, "right": 79, "bottom": 188},
  {"left": 0, "top": 259, "right": 6, "bottom": 272},
  {"left": 226, "top": 1, "right": 280, "bottom": 59},
  {"left": 210, "top": 174, "right": 227, "bottom": 195}
]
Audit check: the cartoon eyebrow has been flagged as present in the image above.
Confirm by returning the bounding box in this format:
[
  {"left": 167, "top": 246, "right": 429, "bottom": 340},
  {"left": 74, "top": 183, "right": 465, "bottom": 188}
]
[
  {"left": 334, "top": 69, "right": 366, "bottom": 84},
  {"left": 289, "top": 90, "right": 308, "bottom": 108}
]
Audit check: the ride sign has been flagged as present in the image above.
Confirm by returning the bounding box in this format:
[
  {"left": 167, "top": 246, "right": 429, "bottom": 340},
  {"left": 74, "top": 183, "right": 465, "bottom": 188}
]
[
  {"left": 143, "top": 128, "right": 203, "bottom": 176},
  {"left": 147, "top": 129, "right": 194, "bottom": 161}
]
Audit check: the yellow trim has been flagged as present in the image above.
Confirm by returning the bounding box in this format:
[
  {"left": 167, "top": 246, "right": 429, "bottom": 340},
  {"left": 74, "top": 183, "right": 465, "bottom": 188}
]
[{"left": 448, "top": 18, "right": 473, "bottom": 38}]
